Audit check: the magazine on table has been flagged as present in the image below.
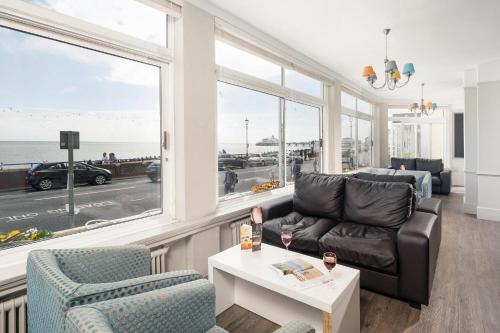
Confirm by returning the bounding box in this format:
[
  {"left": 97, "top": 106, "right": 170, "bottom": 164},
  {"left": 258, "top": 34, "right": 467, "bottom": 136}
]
[{"left": 271, "top": 258, "right": 327, "bottom": 288}]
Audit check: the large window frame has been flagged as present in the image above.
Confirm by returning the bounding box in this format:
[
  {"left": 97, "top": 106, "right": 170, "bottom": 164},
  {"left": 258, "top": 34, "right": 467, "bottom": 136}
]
[
  {"left": 215, "top": 38, "right": 326, "bottom": 202},
  {"left": 0, "top": 0, "right": 177, "bottom": 243},
  {"left": 388, "top": 105, "right": 447, "bottom": 160},
  {"left": 341, "top": 91, "right": 374, "bottom": 171}
]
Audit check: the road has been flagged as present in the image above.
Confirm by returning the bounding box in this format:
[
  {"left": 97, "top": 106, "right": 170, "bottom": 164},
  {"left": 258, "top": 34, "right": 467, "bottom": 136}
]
[
  {"left": 0, "top": 178, "right": 161, "bottom": 234},
  {"left": 217, "top": 160, "right": 317, "bottom": 196},
  {"left": 0, "top": 161, "right": 318, "bottom": 234}
]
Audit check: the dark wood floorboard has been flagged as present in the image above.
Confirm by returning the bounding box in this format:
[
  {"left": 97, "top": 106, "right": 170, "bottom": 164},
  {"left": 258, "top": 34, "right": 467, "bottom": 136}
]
[{"left": 216, "top": 192, "right": 500, "bottom": 333}]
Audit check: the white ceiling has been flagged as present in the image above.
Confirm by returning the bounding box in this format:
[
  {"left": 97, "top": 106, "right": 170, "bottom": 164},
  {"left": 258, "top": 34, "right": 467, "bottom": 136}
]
[{"left": 205, "top": 0, "right": 500, "bottom": 108}]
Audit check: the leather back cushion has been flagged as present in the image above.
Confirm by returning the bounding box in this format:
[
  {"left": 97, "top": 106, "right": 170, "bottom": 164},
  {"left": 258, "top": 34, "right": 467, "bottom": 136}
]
[
  {"left": 293, "top": 172, "right": 345, "bottom": 221},
  {"left": 354, "top": 172, "right": 417, "bottom": 214},
  {"left": 344, "top": 178, "right": 413, "bottom": 228},
  {"left": 416, "top": 158, "right": 443, "bottom": 175},
  {"left": 390, "top": 158, "right": 416, "bottom": 170}
]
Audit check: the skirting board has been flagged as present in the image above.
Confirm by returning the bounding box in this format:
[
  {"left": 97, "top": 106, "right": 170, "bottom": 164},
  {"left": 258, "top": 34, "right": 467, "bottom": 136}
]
[
  {"left": 477, "top": 206, "right": 500, "bottom": 222},
  {"left": 463, "top": 202, "right": 477, "bottom": 215}
]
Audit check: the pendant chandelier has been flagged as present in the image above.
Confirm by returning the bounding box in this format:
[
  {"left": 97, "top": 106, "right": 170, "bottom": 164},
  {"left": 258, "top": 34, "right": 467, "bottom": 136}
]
[
  {"left": 408, "top": 83, "right": 437, "bottom": 116},
  {"left": 362, "top": 29, "right": 415, "bottom": 90}
]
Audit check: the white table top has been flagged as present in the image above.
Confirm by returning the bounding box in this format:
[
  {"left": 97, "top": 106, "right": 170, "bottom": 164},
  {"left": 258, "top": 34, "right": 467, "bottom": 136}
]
[{"left": 208, "top": 244, "right": 360, "bottom": 313}]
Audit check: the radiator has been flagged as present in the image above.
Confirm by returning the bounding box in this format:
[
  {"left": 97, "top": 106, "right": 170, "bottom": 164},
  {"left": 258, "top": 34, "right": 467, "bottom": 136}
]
[
  {"left": 0, "top": 295, "right": 27, "bottom": 333},
  {"left": 229, "top": 217, "right": 251, "bottom": 246},
  {"left": 150, "top": 246, "right": 169, "bottom": 274}
]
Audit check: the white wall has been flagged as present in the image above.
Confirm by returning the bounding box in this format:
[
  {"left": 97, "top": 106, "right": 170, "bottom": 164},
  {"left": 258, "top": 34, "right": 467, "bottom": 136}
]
[
  {"left": 376, "top": 103, "right": 389, "bottom": 167},
  {"left": 464, "top": 61, "right": 500, "bottom": 221},
  {"left": 174, "top": 2, "right": 217, "bottom": 221}
]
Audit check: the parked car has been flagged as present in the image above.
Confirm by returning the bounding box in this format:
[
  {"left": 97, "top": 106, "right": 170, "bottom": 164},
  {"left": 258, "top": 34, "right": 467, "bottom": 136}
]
[
  {"left": 248, "top": 154, "right": 277, "bottom": 167},
  {"left": 26, "top": 162, "right": 112, "bottom": 191},
  {"left": 146, "top": 160, "right": 161, "bottom": 182},
  {"left": 218, "top": 154, "right": 247, "bottom": 170}
]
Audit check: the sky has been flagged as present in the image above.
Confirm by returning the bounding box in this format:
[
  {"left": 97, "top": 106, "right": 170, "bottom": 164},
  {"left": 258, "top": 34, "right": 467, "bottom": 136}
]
[{"left": 1, "top": 1, "right": 323, "bottom": 146}]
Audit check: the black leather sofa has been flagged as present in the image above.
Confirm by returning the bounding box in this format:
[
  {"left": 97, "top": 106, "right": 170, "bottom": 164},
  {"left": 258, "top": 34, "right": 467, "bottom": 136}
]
[
  {"left": 260, "top": 172, "right": 441, "bottom": 308},
  {"left": 389, "top": 157, "right": 451, "bottom": 194}
]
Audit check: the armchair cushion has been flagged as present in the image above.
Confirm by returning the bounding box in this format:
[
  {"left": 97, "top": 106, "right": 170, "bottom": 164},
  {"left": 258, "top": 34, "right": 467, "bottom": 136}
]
[
  {"left": 319, "top": 222, "right": 398, "bottom": 274},
  {"left": 263, "top": 212, "right": 338, "bottom": 255},
  {"left": 293, "top": 173, "right": 345, "bottom": 221},
  {"left": 431, "top": 176, "right": 441, "bottom": 186},
  {"left": 67, "top": 279, "right": 224, "bottom": 333}
]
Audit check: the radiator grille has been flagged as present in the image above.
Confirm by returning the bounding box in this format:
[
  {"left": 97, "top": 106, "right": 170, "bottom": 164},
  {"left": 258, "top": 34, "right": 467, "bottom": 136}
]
[
  {"left": 150, "top": 246, "right": 169, "bottom": 274},
  {"left": 0, "top": 295, "right": 27, "bottom": 333}
]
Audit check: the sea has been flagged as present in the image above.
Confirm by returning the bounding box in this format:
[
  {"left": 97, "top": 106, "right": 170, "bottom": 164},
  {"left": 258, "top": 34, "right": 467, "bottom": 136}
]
[{"left": 0, "top": 141, "right": 161, "bottom": 167}]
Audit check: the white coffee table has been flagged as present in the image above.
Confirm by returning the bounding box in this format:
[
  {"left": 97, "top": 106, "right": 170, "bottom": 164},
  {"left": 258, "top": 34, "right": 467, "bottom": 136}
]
[{"left": 208, "top": 244, "right": 360, "bottom": 333}]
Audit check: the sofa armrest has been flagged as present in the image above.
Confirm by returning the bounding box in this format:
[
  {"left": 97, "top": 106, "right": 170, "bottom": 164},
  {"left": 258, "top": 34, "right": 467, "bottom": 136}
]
[
  {"left": 68, "top": 279, "right": 217, "bottom": 333},
  {"left": 397, "top": 212, "right": 440, "bottom": 305},
  {"left": 274, "top": 321, "right": 315, "bottom": 333},
  {"left": 70, "top": 270, "right": 202, "bottom": 305},
  {"left": 260, "top": 195, "right": 293, "bottom": 222},
  {"left": 439, "top": 169, "right": 451, "bottom": 194}
]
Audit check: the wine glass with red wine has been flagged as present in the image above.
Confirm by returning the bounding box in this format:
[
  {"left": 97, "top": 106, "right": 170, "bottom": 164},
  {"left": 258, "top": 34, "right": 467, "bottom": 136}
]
[
  {"left": 281, "top": 230, "right": 293, "bottom": 254},
  {"left": 323, "top": 252, "right": 337, "bottom": 283}
]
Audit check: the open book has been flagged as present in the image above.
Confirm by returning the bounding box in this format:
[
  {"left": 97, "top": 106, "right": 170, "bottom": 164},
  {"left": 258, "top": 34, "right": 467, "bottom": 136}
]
[{"left": 272, "top": 258, "right": 326, "bottom": 286}]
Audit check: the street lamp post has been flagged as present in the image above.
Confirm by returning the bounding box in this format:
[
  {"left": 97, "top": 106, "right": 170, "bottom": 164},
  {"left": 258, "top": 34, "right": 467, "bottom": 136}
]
[{"left": 245, "top": 118, "right": 249, "bottom": 157}]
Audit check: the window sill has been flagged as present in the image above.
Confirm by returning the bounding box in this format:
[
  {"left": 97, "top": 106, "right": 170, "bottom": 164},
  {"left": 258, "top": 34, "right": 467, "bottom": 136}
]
[{"left": 0, "top": 187, "right": 294, "bottom": 289}]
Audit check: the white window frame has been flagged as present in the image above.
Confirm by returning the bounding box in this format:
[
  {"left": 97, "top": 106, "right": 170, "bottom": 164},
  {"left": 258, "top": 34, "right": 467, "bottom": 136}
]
[
  {"left": 388, "top": 105, "right": 447, "bottom": 161},
  {"left": 215, "top": 37, "right": 326, "bottom": 204},
  {"left": 0, "top": 0, "right": 177, "bottom": 237},
  {"left": 341, "top": 92, "right": 375, "bottom": 170}
]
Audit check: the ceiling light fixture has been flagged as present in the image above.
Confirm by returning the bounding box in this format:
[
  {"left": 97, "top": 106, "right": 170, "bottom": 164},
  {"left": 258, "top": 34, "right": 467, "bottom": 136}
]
[
  {"left": 362, "top": 29, "right": 415, "bottom": 90},
  {"left": 408, "top": 83, "right": 437, "bottom": 116}
]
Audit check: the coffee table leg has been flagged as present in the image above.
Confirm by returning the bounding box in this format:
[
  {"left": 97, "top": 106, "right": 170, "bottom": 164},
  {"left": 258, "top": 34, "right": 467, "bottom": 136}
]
[{"left": 322, "top": 311, "right": 332, "bottom": 333}]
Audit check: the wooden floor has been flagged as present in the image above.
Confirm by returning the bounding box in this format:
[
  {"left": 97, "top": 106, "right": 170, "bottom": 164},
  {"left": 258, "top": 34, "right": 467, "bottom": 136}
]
[{"left": 216, "top": 192, "right": 500, "bottom": 332}]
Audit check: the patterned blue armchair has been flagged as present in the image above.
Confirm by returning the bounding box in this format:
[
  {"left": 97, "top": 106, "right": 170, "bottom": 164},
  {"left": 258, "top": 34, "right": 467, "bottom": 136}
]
[
  {"left": 66, "top": 279, "right": 315, "bottom": 333},
  {"left": 27, "top": 246, "right": 202, "bottom": 333}
]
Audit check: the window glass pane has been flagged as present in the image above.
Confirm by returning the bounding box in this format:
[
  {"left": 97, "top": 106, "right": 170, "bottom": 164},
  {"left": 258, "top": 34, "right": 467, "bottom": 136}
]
[
  {"left": 388, "top": 122, "right": 418, "bottom": 158},
  {"left": 284, "top": 101, "right": 321, "bottom": 183},
  {"left": 217, "top": 82, "right": 281, "bottom": 199},
  {"left": 0, "top": 27, "right": 162, "bottom": 247},
  {"left": 341, "top": 91, "right": 356, "bottom": 110},
  {"left": 341, "top": 115, "right": 356, "bottom": 172},
  {"left": 357, "top": 99, "right": 372, "bottom": 115},
  {"left": 216, "top": 41, "right": 282, "bottom": 85},
  {"left": 284, "top": 69, "right": 322, "bottom": 97},
  {"left": 357, "top": 119, "right": 372, "bottom": 168},
  {"left": 25, "top": 0, "right": 167, "bottom": 47}
]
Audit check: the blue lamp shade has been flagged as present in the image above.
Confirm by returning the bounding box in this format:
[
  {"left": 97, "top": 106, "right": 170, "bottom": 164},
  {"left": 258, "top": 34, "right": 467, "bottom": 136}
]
[
  {"left": 432, "top": 103, "right": 438, "bottom": 109},
  {"left": 402, "top": 63, "right": 415, "bottom": 75}
]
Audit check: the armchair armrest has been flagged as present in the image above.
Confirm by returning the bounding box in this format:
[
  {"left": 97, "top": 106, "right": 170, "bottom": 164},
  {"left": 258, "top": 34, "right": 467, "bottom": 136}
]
[
  {"left": 439, "top": 169, "right": 451, "bottom": 194},
  {"left": 70, "top": 270, "right": 202, "bottom": 306},
  {"left": 67, "top": 279, "right": 217, "bottom": 333},
  {"left": 66, "top": 308, "right": 114, "bottom": 333},
  {"left": 261, "top": 195, "right": 293, "bottom": 222},
  {"left": 397, "top": 212, "right": 440, "bottom": 306}
]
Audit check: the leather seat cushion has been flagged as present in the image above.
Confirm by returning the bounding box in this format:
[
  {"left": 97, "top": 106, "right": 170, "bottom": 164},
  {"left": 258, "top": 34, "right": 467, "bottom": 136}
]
[
  {"left": 263, "top": 212, "right": 339, "bottom": 255},
  {"left": 416, "top": 158, "right": 443, "bottom": 176},
  {"left": 390, "top": 158, "right": 416, "bottom": 170},
  {"left": 432, "top": 176, "right": 441, "bottom": 185},
  {"left": 293, "top": 173, "right": 345, "bottom": 221},
  {"left": 319, "top": 222, "right": 398, "bottom": 274},
  {"left": 343, "top": 178, "right": 413, "bottom": 228}
]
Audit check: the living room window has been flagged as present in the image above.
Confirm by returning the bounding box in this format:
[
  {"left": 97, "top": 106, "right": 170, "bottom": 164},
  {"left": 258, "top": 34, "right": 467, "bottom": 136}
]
[
  {"left": 216, "top": 39, "right": 324, "bottom": 201},
  {"left": 388, "top": 107, "right": 445, "bottom": 159},
  {"left": 341, "top": 92, "right": 373, "bottom": 172},
  {"left": 0, "top": 1, "right": 174, "bottom": 249}
]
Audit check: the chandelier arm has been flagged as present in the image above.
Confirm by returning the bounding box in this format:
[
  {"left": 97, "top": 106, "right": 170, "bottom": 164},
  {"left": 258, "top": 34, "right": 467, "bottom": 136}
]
[
  {"left": 369, "top": 72, "right": 389, "bottom": 90},
  {"left": 395, "top": 76, "right": 411, "bottom": 88}
]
